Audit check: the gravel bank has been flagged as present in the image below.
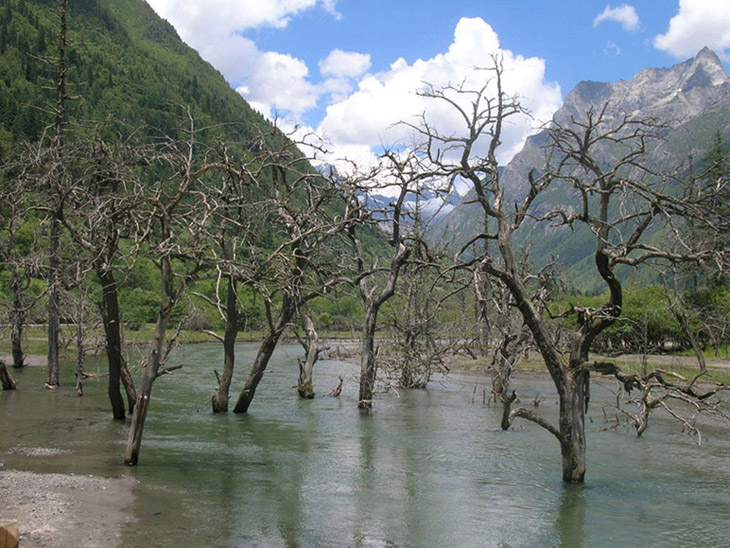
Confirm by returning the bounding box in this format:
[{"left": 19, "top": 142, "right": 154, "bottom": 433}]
[{"left": 0, "top": 469, "right": 136, "bottom": 547}]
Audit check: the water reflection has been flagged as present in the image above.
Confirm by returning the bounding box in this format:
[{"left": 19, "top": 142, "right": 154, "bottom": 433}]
[{"left": 556, "top": 484, "right": 586, "bottom": 547}]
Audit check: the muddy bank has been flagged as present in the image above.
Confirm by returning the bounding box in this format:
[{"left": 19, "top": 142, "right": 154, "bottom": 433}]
[
  {"left": 0, "top": 469, "right": 136, "bottom": 547},
  {"left": 0, "top": 353, "right": 47, "bottom": 368}
]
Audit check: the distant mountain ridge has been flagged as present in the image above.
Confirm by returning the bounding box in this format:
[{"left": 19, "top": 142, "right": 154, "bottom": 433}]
[{"left": 432, "top": 47, "right": 730, "bottom": 291}]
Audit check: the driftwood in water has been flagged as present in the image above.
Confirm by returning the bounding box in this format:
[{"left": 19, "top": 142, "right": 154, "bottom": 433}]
[{"left": 330, "top": 376, "right": 343, "bottom": 397}]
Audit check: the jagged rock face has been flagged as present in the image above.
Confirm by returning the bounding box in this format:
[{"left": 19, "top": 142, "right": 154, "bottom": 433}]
[
  {"left": 433, "top": 48, "right": 730, "bottom": 289},
  {"left": 559, "top": 47, "right": 728, "bottom": 125}
]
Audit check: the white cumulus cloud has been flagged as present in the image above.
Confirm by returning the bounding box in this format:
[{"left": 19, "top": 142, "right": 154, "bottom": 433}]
[
  {"left": 654, "top": 0, "right": 730, "bottom": 61},
  {"left": 593, "top": 4, "right": 640, "bottom": 32},
  {"left": 319, "top": 50, "right": 372, "bottom": 78},
  {"left": 237, "top": 51, "right": 319, "bottom": 119},
  {"left": 147, "top": 0, "right": 322, "bottom": 44},
  {"left": 144, "top": 5, "right": 561, "bottom": 172},
  {"left": 316, "top": 17, "right": 562, "bottom": 168},
  {"left": 146, "top": 0, "right": 337, "bottom": 117}
]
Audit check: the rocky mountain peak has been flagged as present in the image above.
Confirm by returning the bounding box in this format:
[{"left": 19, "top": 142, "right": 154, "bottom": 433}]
[
  {"left": 558, "top": 48, "right": 728, "bottom": 125},
  {"left": 634, "top": 46, "right": 727, "bottom": 94},
  {"left": 680, "top": 46, "right": 727, "bottom": 90}
]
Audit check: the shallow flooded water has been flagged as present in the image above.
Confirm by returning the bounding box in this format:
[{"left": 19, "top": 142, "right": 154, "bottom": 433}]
[{"left": 2, "top": 342, "right": 730, "bottom": 547}]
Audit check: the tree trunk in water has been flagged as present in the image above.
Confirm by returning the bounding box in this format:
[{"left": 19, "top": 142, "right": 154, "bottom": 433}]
[
  {"left": 99, "top": 271, "right": 127, "bottom": 419},
  {"left": 477, "top": 300, "right": 490, "bottom": 356},
  {"left": 124, "top": 310, "right": 169, "bottom": 465},
  {"left": 121, "top": 362, "right": 137, "bottom": 414},
  {"left": 212, "top": 276, "right": 238, "bottom": 413},
  {"left": 47, "top": 0, "right": 66, "bottom": 389},
  {"left": 297, "top": 310, "right": 318, "bottom": 399},
  {"left": 47, "top": 215, "right": 61, "bottom": 387},
  {"left": 11, "top": 267, "right": 25, "bottom": 368},
  {"left": 558, "top": 370, "right": 589, "bottom": 483},
  {"left": 358, "top": 308, "right": 378, "bottom": 409},
  {"left": 500, "top": 391, "right": 517, "bottom": 431},
  {"left": 75, "top": 304, "right": 83, "bottom": 397},
  {"left": 0, "top": 361, "right": 16, "bottom": 390},
  {"left": 233, "top": 298, "right": 294, "bottom": 414},
  {"left": 124, "top": 370, "right": 154, "bottom": 466}
]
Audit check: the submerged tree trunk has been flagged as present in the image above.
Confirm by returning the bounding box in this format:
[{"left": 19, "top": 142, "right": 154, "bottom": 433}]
[
  {"left": 75, "top": 302, "right": 84, "bottom": 397},
  {"left": 121, "top": 362, "right": 136, "bottom": 414},
  {"left": 500, "top": 391, "right": 516, "bottom": 431},
  {"left": 212, "top": 276, "right": 238, "bottom": 413},
  {"left": 358, "top": 308, "right": 379, "bottom": 409},
  {"left": 47, "top": 215, "right": 61, "bottom": 387},
  {"left": 124, "top": 251, "right": 179, "bottom": 466},
  {"left": 0, "top": 361, "right": 16, "bottom": 390},
  {"left": 233, "top": 296, "right": 295, "bottom": 414},
  {"left": 558, "top": 370, "right": 589, "bottom": 483},
  {"left": 11, "top": 267, "right": 25, "bottom": 369},
  {"left": 124, "top": 306, "right": 170, "bottom": 465},
  {"left": 99, "top": 271, "right": 129, "bottom": 419},
  {"left": 297, "top": 309, "right": 319, "bottom": 399},
  {"left": 46, "top": 0, "right": 68, "bottom": 389}
]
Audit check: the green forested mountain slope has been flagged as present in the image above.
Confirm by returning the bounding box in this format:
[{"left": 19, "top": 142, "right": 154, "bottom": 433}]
[{"left": 0, "top": 0, "right": 272, "bottom": 153}]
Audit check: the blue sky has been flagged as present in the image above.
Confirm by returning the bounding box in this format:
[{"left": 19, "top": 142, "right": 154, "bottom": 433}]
[{"left": 146, "top": 0, "right": 730, "bottom": 167}]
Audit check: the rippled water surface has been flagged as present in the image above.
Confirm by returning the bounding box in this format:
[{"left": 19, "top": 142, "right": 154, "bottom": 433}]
[{"left": 2, "top": 343, "right": 730, "bottom": 547}]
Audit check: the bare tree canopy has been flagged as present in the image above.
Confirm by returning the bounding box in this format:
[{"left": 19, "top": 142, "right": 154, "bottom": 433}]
[{"left": 410, "top": 56, "right": 729, "bottom": 482}]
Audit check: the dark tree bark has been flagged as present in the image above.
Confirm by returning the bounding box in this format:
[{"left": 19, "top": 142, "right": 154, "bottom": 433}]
[
  {"left": 46, "top": 217, "right": 61, "bottom": 387},
  {"left": 358, "top": 307, "right": 380, "bottom": 408},
  {"left": 10, "top": 266, "right": 26, "bottom": 369},
  {"left": 0, "top": 361, "right": 16, "bottom": 390},
  {"left": 46, "top": 0, "right": 69, "bottom": 389},
  {"left": 212, "top": 275, "right": 238, "bottom": 413},
  {"left": 74, "top": 299, "right": 84, "bottom": 397},
  {"left": 233, "top": 294, "right": 295, "bottom": 413},
  {"left": 99, "top": 270, "right": 129, "bottom": 418}
]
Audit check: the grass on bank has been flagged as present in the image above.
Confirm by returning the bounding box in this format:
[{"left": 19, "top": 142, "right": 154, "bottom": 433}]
[
  {"left": 2, "top": 324, "right": 729, "bottom": 385},
  {"left": 0, "top": 324, "right": 358, "bottom": 358}
]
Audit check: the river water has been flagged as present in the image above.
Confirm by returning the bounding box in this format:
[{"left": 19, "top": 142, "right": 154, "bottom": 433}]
[{"left": 2, "top": 342, "right": 729, "bottom": 547}]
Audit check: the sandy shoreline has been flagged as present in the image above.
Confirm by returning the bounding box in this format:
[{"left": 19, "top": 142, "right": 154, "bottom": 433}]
[{"left": 0, "top": 469, "right": 136, "bottom": 547}]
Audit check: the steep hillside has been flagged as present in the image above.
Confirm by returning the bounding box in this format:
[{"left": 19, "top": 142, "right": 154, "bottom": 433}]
[
  {"left": 433, "top": 48, "right": 730, "bottom": 292},
  {"left": 0, "top": 0, "right": 273, "bottom": 153}
]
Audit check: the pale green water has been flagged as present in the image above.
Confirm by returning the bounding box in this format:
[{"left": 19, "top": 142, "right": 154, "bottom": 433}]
[{"left": 2, "top": 342, "right": 730, "bottom": 547}]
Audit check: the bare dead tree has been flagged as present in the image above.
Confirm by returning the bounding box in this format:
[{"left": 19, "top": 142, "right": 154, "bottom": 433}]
[
  {"left": 62, "top": 285, "right": 101, "bottom": 397},
  {"left": 342, "top": 148, "right": 437, "bottom": 409},
  {"left": 294, "top": 306, "right": 325, "bottom": 398},
  {"left": 487, "top": 279, "right": 532, "bottom": 429},
  {"left": 596, "top": 362, "right": 728, "bottom": 441},
  {"left": 0, "top": 164, "right": 45, "bottom": 369},
  {"left": 193, "top": 134, "right": 282, "bottom": 412},
  {"left": 663, "top": 267, "right": 706, "bottom": 372},
  {"left": 124, "top": 111, "right": 213, "bottom": 465},
  {"left": 380, "top": 245, "right": 470, "bottom": 390},
  {"left": 412, "top": 57, "right": 728, "bottom": 482},
  {"left": 58, "top": 123, "right": 144, "bottom": 417},
  {"left": 45, "top": 0, "right": 70, "bottom": 387},
  {"left": 231, "top": 135, "right": 359, "bottom": 414}
]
